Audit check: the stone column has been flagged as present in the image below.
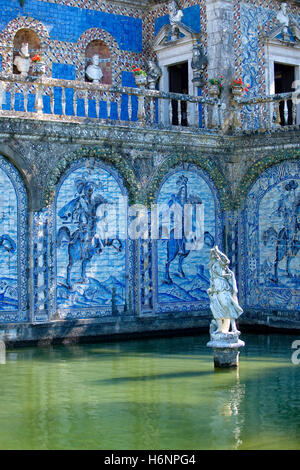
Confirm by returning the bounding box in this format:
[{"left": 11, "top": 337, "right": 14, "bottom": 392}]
[{"left": 206, "top": 0, "right": 235, "bottom": 126}]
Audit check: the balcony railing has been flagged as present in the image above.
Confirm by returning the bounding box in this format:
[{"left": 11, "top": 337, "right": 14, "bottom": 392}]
[
  {"left": 233, "top": 91, "right": 299, "bottom": 131},
  {"left": 0, "top": 74, "right": 298, "bottom": 132},
  {"left": 0, "top": 74, "right": 214, "bottom": 129}
]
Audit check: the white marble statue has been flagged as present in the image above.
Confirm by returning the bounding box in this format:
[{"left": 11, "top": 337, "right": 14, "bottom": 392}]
[
  {"left": 168, "top": 0, "right": 183, "bottom": 39},
  {"left": 276, "top": 2, "right": 289, "bottom": 27},
  {"left": 169, "top": 0, "right": 183, "bottom": 25},
  {"left": 14, "top": 42, "right": 31, "bottom": 77},
  {"left": 207, "top": 246, "right": 243, "bottom": 334},
  {"left": 85, "top": 55, "right": 103, "bottom": 83}
]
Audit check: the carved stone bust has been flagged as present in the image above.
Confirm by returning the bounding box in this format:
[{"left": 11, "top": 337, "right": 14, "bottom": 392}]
[
  {"left": 85, "top": 55, "right": 103, "bottom": 83},
  {"left": 14, "top": 42, "right": 31, "bottom": 77}
]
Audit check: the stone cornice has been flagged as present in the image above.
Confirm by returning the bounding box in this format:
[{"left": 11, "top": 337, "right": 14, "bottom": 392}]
[{"left": 0, "top": 116, "right": 230, "bottom": 153}]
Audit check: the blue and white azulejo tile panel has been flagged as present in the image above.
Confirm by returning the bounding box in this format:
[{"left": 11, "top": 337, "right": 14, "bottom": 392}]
[
  {"left": 55, "top": 159, "right": 128, "bottom": 318},
  {"left": 243, "top": 159, "right": 300, "bottom": 311},
  {"left": 0, "top": 155, "right": 28, "bottom": 324},
  {"left": 154, "top": 165, "right": 222, "bottom": 313}
]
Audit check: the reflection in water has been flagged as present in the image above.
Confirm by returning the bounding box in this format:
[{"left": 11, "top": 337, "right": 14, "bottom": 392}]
[
  {"left": 210, "top": 369, "right": 245, "bottom": 450},
  {"left": 0, "top": 334, "right": 299, "bottom": 449},
  {"left": 0, "top": 340, "right": 5, "bottom": 364}
]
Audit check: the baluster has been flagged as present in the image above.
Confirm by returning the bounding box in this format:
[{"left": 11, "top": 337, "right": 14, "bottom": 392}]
[
  {"left": 117, "top": 95, "right": 121, "bottom": 121},
  {"left": 36, "top": 82, "right": 43, "bottom": 114},
  {"left": 168, "top": 98, "right": 172, "bottom": 125},
  {"left": 106, "top": 93, "right": 111, "bottom": 119},
  {"left": 149, "top": 96, "right": 154, "bottom": 124},
  {"left": 96, "top": 92, "right": 101, "bottom": 119},
  {"left": 23, "top": 86, "right": 28, "bottom": 113},
  {"left": 204, "top": 103, "right": 208, "bottom": 128},
  {"left": 186, "top": 100, "right": 191, "bottom": 127},
  {"left": 211, "top": 99, "right": 219, "bottom": 128},
  {"left": 128, "top": 93, "right": 133, "bottom": 122},
  {"left": 292, "top": 98, "right": 297, "bottom": 125},
  {"left": 84, "top": 90, "right": 89, "bottom": 117},
  {"left": 159, "top": 97, "right": 164, "bottom": 125},
  {"left": 137, "top": 93, "right": 145, "bottom": 125},
  {"left": 267, "top": 100, "right": 272, "bottom": 128},
  {"left": 177, "top": 99, "right": 181, "bottom": 126},
  {"left": 283, "top": 99, "right": 288, "bottom": 125},
  {"left": 218, "top": 101, "right": 224, "bottom": 130},
  {"left": 73, "top": 89, "right": 77, "bottom": 117},
  {"left": 194, "top": 100, "right": 200, "bottom": 128},
  {"left": 61, "top": 87, "right": 66, "bottom": 115},
  {"left": 49, "top": 88, "right": 54, "bottom": 115},
  {"left": 272, "top": 100, "right": 281, "bottom": 127}
]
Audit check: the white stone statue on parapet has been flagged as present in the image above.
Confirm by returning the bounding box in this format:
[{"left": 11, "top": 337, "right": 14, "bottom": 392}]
[
  {"left": 168, "top": 0, "right": 183, "bottom": 26},
  {"left": 276, "top": 2, "right": 289, "bottom": 27},
  {"left": 207, "top": 245, "right": 243, "bottom": 335},
  {"left": 14, "top": 42, "right": 31, "bottom": 77},
  {"left": 86, "top": 55, "right": 103, "bottom": 83},
  {"left": 168, "top": 0, "right": 183, "bottom": 40}
]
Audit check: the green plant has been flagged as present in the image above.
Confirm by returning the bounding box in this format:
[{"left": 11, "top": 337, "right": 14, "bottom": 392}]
[
  {"left": 209, "top": 75, "right": 224, "bottom": 90},
  {"left": 132, "top": 66, "right": 147, "bottom": 77},
  {"left": 18, "top": 0, "right": 25, "bottom": 6}
]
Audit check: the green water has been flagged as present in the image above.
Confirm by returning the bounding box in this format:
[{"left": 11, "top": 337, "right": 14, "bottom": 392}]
[{"left": 0, "top": 333, "right": 299, "bottom": 450}]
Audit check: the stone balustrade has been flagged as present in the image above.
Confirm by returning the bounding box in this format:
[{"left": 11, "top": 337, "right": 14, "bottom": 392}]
[
  {"left": 0, "top": 75, "right": 299, "bottom": 132},
  {"left": 0, "top": 74, "right": 215, "bottom": 129},
  {"left": 233, "top": 91, "right": 299, "bottom": 131}
]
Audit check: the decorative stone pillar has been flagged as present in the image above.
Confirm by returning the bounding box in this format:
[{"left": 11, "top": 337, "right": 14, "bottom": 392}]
[
  {"left": 207, "top": 324, "right": 245, "bottom": 368},
  {"left": 206, "top": 0, "right": 235, "bottom": 125}
]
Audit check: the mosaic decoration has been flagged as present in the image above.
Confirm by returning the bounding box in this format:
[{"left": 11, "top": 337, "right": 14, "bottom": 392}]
[
  {"left": 154, "top": 165, "right": 222, "bottom": 313},
  {"left": 55, "top": 159, "right": 129, "bottom": 318},
  {"left": 0, "top": 155, "right": 28, "bottom": 324},
  {"left": 242, "top": 159, "right": 300, "bottom": 311},
  {"left": 235, "top": 1, "right": 300, "bottom": 97},
  {"left": 239, "top": 3, "right": 275, "bottom": 97}
]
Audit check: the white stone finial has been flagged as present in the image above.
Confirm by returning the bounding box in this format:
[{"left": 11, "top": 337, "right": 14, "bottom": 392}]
[{"left": 85, "top": 54, "right": 103, "bottom": 83}]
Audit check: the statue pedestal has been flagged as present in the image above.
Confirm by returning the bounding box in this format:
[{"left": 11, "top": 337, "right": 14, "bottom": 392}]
[{"left": 207, "top": 329, "right": 245, "bottom": 368}]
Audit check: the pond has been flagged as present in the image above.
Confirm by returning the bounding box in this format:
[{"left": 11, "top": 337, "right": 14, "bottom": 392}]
[{"left": 0, "top": 333, "right": 299, "bottom": 450}]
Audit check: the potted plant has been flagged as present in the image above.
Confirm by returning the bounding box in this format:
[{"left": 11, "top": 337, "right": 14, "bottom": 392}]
[
  {"left": 31, "top": 55, "right": 45, "bottom": 76},
  {"left": 132, "top": 65, "right": 147, "bottom": 87},
  {"left": 231, "top": 78, "right": 250, "bottom": 96},
  {"left": 208, "top": 76, "right": 224, "bottom": 96}
]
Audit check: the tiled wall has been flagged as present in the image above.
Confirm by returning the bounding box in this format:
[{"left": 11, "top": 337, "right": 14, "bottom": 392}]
[
  {"left": 154, "top": 166, "right": 222, "bottom": 313},
  {"left": 241, "top": 159, "right": 300, "bottom": 311},
  {"left": 235, "top": 0, "right": 300, "bottom": 97},
  {"left": 55, "top": 160, "right": 128, "bottom": 319},
  {"left": 0, "top": 155, "right": 28, "bottom": 324}
]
